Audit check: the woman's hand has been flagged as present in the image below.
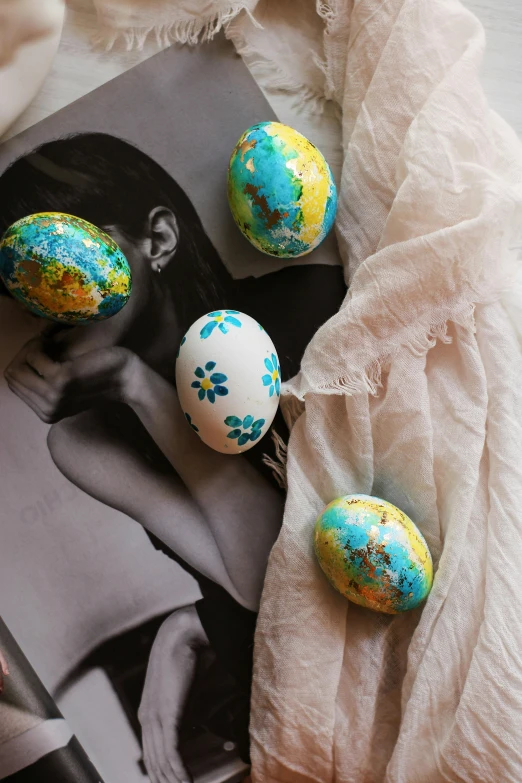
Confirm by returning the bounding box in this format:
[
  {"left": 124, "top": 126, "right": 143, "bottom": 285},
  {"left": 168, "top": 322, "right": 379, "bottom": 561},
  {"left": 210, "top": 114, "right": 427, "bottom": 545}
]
[
  {"left": 138, "top": 606, "right": 209, "bottom": 783},
  {"left": 4, "top": 335, "right": 140, "bottom": 423}
]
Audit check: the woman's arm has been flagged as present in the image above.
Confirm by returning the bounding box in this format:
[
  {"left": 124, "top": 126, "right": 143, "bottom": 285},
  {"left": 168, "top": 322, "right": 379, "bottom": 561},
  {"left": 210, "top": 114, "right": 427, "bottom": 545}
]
[
  {"left": 47, "top": 411, "right": 243, "bottom": 602},
  {"left": 125, "top": 357, "right": 284, "bottom": 611},
  {"left": 5, "top": 338, "right": 245, "bottom": 602},
  {"left": 5, "top": 338, "right": 283, "bottom": 609},
  {"left": 139, "top": 605, "right": 208, "bottom": 783}
]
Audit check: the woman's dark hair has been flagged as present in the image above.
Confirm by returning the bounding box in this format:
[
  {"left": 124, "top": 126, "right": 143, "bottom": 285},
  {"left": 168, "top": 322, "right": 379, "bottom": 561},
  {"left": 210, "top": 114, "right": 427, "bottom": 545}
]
[{"left": 0, "top": 133, "right": 234, "bottom": 331}]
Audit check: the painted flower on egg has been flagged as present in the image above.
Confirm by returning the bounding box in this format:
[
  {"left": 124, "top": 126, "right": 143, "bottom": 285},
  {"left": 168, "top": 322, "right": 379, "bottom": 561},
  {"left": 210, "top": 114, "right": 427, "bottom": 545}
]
[
  {"left": 184, "top": 413, "right": 199, "bottom": 433},
  {"left": 191, "top": 361, "right": 229, "bottom": 403},
  {"left": 225, "top": 415, "right": 266, "bottom": 446},
  {"left": 262, "top": 354, "right": 281, "bottom": 398},
  {"left": 177, "top": 335, "right": 187, "bottom": 357},
  {"left": 176, "top": 310, "right": 280, "bottom": 454},
  {"left": 200, "top": 310, "right": 242, "bottom": 339}
]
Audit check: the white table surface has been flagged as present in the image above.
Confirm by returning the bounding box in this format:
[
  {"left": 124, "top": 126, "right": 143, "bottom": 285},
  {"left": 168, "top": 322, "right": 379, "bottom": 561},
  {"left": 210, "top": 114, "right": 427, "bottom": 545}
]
[{"left": 4, "top": 0, "right": 521, "bottom": 176}]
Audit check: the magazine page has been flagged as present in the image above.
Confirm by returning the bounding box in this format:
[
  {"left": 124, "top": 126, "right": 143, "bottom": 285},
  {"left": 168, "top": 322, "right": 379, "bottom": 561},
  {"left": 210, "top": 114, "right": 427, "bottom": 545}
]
[
  {"left": 0, "top": 36, "right": 345, "bottom": 783},
  {"left": 0, "top": 617, "right": 103, "bottom": 782}
]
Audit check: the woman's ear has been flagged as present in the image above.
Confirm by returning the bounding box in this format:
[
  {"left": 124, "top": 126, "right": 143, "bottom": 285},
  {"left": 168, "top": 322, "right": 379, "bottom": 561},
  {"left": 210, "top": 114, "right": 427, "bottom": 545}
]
[{"left": 147, "top": 206, "right": 179, "bottom": 273}]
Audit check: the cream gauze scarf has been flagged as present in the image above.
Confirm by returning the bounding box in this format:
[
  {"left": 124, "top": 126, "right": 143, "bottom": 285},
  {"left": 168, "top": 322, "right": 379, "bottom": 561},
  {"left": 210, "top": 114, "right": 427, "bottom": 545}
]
[{"left": 94, "top": 1, "right": 522, "bottom": 780}]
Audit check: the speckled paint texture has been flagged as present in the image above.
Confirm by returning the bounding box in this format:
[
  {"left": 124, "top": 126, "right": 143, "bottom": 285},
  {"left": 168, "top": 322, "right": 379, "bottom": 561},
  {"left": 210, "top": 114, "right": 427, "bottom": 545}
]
[
  {"left": 314, "top": 494, "right": 433, "bottom": 614},
  {"left": 0, "top": 212, "right": 132, "bottom": 323},
  {"left": 228, "top": 121, "right": 337, "bottom": 258}
]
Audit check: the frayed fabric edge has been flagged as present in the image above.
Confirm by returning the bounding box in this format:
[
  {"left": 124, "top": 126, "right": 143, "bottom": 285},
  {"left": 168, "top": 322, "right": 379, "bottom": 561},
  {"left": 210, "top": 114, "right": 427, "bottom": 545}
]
[
  {"left": 314, "top": 0, "right": 341, "bottom": 103},
  {"left": 286, "top": 303, "right": 477, "bottom": 403},
  {"left": 94, "top": 3, "right": 336, "bottom": 114},
  {"left": 226, "top": 12, "right": 332, "bottom": 116},
  {"left": 261, "top": 305, "right": 475, "bottom": 491},
  {"left": 93, "top": 4, "right": 258, "bottom": 51},
  {"left": 263, "top": 430, "right": 289, "bottom": 491},
  {"left": 261, "top": 397, "right": 305, "bottom": 490}
]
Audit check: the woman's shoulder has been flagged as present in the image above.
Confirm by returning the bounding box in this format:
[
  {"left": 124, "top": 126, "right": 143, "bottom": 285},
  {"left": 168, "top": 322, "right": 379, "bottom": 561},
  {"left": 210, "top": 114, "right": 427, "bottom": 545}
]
[
  {"left": 47, "top": 405, "right": 178, "bottom": 515},
  {"left": 47, "top": 410, "right": 98, "bottom": 465},
  {"left": 47, "top": 408, "right": 128, "bottom": 497}
]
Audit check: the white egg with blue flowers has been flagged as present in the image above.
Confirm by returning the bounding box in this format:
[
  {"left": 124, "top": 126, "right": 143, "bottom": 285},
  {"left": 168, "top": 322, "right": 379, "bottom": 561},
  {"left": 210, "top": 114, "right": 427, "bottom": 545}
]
[{"left": 176, "top": 310, "right": 281, "bottom": 454}]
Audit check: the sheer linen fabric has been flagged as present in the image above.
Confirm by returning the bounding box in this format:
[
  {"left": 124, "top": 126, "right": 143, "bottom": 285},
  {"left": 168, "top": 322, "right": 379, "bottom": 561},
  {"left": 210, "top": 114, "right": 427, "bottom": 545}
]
[
  {"left": 0, "top": 0, "right": 64, "bottom": 137},
  {"left": 92, "top": 1, "right": 522, "bottom": 780}
]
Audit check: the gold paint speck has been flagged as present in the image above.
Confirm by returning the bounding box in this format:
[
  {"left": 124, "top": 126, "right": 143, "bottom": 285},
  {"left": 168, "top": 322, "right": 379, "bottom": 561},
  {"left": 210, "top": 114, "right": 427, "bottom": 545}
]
[{"left": 239, "top": 137, "right": 257, "bottom": 162}]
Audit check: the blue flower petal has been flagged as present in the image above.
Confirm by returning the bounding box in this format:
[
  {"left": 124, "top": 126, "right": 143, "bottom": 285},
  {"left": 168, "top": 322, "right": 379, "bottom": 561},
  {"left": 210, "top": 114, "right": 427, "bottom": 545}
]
[
  {"left": 243, "top": 415, "right": 254, "bottom": 429},
  {"left": 224, "top": 316, "right": 241, "bottom": 327},
  {"left": 226, "top": 310, "right": 240, "bottom": 314},
  {"left": 208, "top": 311, "right": 222, "bottom": 317},
  {"left": 218, "top": 322, "right": 229, "bottom": 335},
  {"left": 198, "top": 388, "right": 205, "bottom": 401},
  {"left": 214, "top": 385, "right": 229, "bottom": 397},
  {"left": 184, "top": 413, "right": 199, "bottom": 433},
  {"left": 225, "top": 416, "right": 243, "bottom": 427},
  {"left": 271, "top": 354, "right": 278, "bottom": 368},
  {"left": 275, "top": 377, "right": 281, "bottom": 396},
  {"left": 210, "top": 372, "right": 228, "bottom": 384},
  {"left": 177, "top": 335, "right": 187, "bottom": 357},
  {"left": 269, "top": 386, "right": 274, "bottom": 398},
  {"left": 227, "top": 429, "right": 242, "bottom": 439},
  {"left": 207, "top": 389, "right": 216, "bottom": 404},
  {"left": 262, "top": 374, "right": 273, "bottom": 386},
  {"left": 205, "top": 361, "right": 216, "bottom": 371},
  {"left": 250, "top": 429, "right": 262, "bottom": 441},
  {"left": 252, "top": 418, "right": 265, "bottom": 430},
  {"left": 194, "top": 366, "right": 205, "bottom": 378},
  {"left": 200, "top": 321, "right": 217, "bottom": 339},
  {"left": 238, "top": 433, "right": 251, "bottom": 446},
  {"left": 264, "top": 358, "right": 273, "bottom": 372},
  {"left": 191, "top": 381, "right": 202, "bottom": 388}
]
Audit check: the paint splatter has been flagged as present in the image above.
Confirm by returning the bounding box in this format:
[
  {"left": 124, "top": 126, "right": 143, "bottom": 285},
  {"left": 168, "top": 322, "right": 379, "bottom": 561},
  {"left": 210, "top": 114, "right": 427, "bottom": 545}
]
[
  {"left": 0, "top": 212, "right": 131, "bottom": 323},
  {"left": 314, "top": 494, "right": 433, "bottom": 614},
  {"left": 228, "top": 122, "right": 337, "bottom": 258}
]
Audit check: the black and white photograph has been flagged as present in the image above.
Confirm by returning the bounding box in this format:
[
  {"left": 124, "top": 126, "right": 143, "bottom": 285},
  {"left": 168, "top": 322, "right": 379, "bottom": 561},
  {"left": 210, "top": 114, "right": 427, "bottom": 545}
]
[
  {"left": 0, "top": 617, "right": 104, "bottom": 782},
  {"left": 0, "top": 37, "right": 345, "bottom": 783}
]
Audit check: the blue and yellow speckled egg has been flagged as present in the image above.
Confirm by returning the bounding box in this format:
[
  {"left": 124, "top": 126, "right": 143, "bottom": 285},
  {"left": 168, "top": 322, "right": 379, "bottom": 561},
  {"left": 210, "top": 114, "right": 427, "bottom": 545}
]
[
  {"left": 0, "top": 212, "right": 132, "bottom": 323},
  {"left": 314, "top": 494, "right": 433, "bottom": 614},
  {"left": 228, "top": 122, "right": 337, "bottom": 258}
]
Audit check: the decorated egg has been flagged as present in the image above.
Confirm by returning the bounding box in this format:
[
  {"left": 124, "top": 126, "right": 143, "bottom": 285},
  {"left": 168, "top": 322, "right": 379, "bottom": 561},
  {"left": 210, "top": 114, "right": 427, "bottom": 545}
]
[
  {"left": 228, "top": 121, "right": 337, "bottom": 258},
  {"left": 314, "top": 494, "right": 433, "bottom": 614},
  {"left": 0, "top": 212, "right": 132, "bottom": 323},
  {"left": 176, "top": 311, "right": 280, "bottom": 454}
]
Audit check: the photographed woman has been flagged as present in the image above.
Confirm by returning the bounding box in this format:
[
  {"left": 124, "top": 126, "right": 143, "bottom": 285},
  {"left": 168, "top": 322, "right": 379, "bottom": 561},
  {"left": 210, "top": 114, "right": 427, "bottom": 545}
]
[{"left": 0, "top": 133, "right": 345, "bottom": 783}]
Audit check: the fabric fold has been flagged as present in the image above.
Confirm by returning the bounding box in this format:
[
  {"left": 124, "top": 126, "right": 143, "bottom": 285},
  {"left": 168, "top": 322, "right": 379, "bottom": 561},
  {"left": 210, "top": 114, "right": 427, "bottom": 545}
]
[{"left": 243, "top": 1, "right": 522, "bottom": 781}]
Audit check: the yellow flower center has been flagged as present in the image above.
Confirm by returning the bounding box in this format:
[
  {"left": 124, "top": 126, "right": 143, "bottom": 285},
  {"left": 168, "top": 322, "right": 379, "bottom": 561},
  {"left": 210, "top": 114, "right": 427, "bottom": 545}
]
[
  {"left": 214, "top": 315, "right": 224, "bottom": 322},
  {"left": 201, "top": 378, "right": 212, "bottom": 390},
  {"left": 272, "top": 370, "right": 279, "bottom": 381}
]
